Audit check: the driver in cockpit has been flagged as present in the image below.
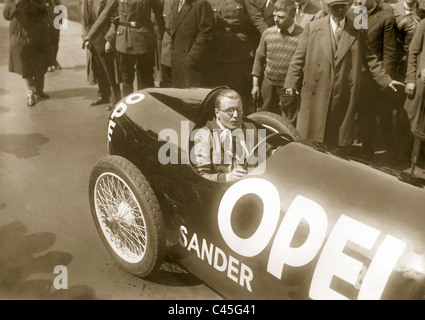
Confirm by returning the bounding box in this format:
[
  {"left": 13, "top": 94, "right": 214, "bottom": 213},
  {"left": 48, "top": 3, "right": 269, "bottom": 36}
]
[{"left": 192, "top": 89, "right": 270, "bottom": 182}]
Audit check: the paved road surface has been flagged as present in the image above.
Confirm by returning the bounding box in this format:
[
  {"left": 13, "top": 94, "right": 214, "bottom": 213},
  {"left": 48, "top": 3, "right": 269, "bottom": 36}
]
[{"left": 0, "top": 7, "right": 221, "bottom": 300}]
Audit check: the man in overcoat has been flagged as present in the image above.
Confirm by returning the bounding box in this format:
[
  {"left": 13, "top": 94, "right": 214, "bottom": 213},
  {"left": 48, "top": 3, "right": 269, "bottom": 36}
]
[
  {"left": 170, "top": 0, "right": 214, "bottom": 88},
  {"left": 284, "top": 0, "right": 404, "bottom": 148},
  {"left": 350, "top": 0, "right": 397, "bottom": 156}
]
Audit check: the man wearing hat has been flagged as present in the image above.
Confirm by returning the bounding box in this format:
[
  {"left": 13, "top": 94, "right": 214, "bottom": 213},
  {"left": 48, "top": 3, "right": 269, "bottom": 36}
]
[{"left": 284, "top": 0, "right": 404, "bottom": 148}]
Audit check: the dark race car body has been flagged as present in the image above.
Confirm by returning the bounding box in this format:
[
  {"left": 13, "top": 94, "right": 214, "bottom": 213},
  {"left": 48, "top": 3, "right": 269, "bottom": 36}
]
[{"left": 89, "top": 87, "right": 425, "bottom": 300}]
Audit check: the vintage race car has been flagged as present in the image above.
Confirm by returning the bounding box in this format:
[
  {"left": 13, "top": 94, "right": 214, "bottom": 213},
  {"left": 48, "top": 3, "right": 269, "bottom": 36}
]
[{"left": 88, "top": 87, "right": 425, "bottom": 300}]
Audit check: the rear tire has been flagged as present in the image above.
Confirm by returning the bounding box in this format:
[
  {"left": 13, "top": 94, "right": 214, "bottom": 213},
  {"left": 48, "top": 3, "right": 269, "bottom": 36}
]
[
  {"left": 248, "top": 111, "right": 301, "bottom": 141},
  {"left": 89, "top": 155, "right": 165, "bottom": 277}
]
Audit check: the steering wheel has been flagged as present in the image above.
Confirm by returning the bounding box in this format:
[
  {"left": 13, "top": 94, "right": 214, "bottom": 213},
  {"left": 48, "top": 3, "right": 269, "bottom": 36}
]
[{"left": 243, "top": 132, "right": 293, "bottom": 170}]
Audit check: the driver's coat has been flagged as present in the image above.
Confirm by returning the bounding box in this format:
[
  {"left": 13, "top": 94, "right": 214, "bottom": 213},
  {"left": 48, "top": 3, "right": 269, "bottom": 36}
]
[{"left": 192, "top": 119, "right": 259, "bottom": 181}]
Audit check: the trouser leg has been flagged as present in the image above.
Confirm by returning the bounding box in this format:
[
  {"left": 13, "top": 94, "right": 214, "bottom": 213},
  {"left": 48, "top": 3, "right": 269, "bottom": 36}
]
[
  {"left": 136, "top": 52, "right": 155, "bottom": 89},
  {"left": 23, "top": 77, "right": 35, "bottom": 96},
  {"left": 91, "top": 51, "right": 111, "bottom": 100},
  {"left": 34, "top": 74, "right": 45, "bottom": 95},
  {"left": 260, "top": 76, "right": 281, "bottom": 115},
  {"left": 160, "top": 64, "right": 172, "bottom": 88},
  {"left": 121, "top": 83, "right": 133, "bottom": 97},
  {"left": 118, "top": 52, "right": 137, "bottom": 96},
  {"left": 279, "top": 86, "right": 298, "bottom": 125},
  {"left": 358, "top": 75, "right": 380, "bottom": 156}
]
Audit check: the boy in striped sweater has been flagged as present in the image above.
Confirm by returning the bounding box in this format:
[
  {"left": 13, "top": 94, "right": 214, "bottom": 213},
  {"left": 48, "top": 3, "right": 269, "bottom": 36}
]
[{"left": 251, "top": 0, "right": 303, "bottom": 123}]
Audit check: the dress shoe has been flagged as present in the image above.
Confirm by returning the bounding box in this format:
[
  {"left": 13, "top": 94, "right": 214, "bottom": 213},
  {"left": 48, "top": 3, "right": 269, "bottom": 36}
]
[
  {"left": 27, "top": 92, "right": 36, "bottom": 107},
  {"left": 48, "top": 66, "right": 56, "bottom": 72},
  {"left": 55, "top": 62, "right": 62, "bottom": 70},
  {"left": 90, "top": 98, "right": 109, "bottom": 106}
]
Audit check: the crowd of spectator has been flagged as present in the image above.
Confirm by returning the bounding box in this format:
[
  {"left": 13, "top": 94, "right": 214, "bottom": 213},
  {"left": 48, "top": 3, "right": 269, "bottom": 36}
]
[{"left": 5, "top": 0, "right": 425, "bottom": 166}]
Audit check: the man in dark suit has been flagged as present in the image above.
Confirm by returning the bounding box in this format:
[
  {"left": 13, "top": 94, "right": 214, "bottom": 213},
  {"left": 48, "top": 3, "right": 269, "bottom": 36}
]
[
  {"left": 82, "top": 0, "right": 121, "bottom": 110},
  {"left": 376, "top": 0, "right": 394, "bottom": 12},
  {"left": 350, "top": 0, "right": 398, "bottom": 156},
  {"left": 294, "top": 0, "right": 321, "bottom": 28},
  {"left": 245, "top": 0, "right": 276, "bottom": 48},
  {"left": 170, "top": 0, "right": 214, "bottom": 88},
  {"left": 284, "top": 0, "right": 404, "bottom": 148},
  {"left": 207, "top": 0, "right": 255, "bottom": 114}
]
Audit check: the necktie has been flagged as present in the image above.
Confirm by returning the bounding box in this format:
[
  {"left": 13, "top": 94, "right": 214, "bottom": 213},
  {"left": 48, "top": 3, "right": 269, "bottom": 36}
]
[
  {"left": 220, "top": 129, "right": 248, "bottom": 166},
  {"left": 335, "top": 20, "right": 342, "bottom": 43},
  {"left": 232, "top": 136, "right": 237, "bottom": 168},
  {"left": 178, "top": 0, "right": 185, "bottom": 12},
  {"left": 295, "top": 4, "right": 301, "bottom": 24}
]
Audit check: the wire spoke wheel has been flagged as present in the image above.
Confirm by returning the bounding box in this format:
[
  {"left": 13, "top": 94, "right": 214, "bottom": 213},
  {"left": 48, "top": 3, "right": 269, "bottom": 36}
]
[
  {"left": 89, "top": 156, "right": 165, "bottom": 277},
  {"left": 95, "top": 172, "right": 147, "bottom": 263}
]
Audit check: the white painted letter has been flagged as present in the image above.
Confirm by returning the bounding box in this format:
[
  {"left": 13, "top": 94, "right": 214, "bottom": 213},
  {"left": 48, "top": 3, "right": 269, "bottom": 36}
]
[
  {"left": 267, "top": 195, "right": 328, "bottom": 279},
  {"left": 179, "top": 225, "right": 188, "bottom": 248},
  {"left": 358, "top": 235, "right": 406, "bottom": 300},
  {"left": 310, "top": 215, "right": 380, "bottom": 300},
  {"left": 218, "top": 178, "right": 280, "bottom": 257}
]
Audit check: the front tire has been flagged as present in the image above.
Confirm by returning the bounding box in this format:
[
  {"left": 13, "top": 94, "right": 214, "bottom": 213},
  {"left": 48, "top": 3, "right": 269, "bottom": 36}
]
[{"left": 89, "top": 155, "right": 165, "bottom": 277}]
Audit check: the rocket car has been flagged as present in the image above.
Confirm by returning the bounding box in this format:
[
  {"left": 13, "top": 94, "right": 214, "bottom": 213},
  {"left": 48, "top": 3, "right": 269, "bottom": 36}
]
[{"left": 88, "top": 86, "right": 425, "bottom": 300}]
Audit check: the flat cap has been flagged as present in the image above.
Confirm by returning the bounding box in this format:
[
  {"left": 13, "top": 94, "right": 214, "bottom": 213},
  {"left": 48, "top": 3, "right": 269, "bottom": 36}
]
[{"left": 325, "top": 0, "right": 350, "bottom": 5}]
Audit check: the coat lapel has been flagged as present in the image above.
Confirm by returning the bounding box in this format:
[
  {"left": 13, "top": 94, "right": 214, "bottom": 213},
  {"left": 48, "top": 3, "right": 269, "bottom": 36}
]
[
  {"left": 367, "top": 7, "right": 380, "bottom": 30},
  {"left": 318, "top": 17, "right": 334, "bottom": 66},
  {"left": 172, "top": 0, "right": 193, "bottom": 35},
  {"left": 335, "top": 17, "right": 357, "bottom": 67}
]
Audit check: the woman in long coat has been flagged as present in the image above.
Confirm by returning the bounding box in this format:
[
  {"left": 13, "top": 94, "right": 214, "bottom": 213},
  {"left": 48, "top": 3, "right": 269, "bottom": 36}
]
[{"left": 3, "top": 0, "right": 50, "bottom": 106}]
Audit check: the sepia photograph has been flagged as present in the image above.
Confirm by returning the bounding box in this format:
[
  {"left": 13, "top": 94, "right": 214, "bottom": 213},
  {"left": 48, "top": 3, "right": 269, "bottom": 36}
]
[{"left": 0, "top": 0, "right": 424, "bottom": 304}]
